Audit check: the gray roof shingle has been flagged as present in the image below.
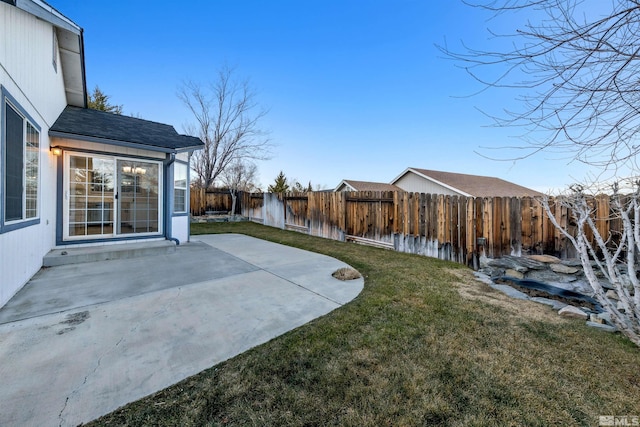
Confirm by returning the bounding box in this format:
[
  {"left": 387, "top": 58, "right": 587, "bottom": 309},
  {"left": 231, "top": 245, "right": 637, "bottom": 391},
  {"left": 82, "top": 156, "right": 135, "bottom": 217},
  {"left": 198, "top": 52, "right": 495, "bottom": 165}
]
[{"left": 50, "top": 106, "right": 203, "bottom": 152}]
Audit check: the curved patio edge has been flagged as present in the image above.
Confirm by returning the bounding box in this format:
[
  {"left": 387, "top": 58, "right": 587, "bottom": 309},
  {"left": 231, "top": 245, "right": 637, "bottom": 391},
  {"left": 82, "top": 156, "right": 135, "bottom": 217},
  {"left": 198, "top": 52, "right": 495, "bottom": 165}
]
[{"left": 0, "top": 233, "right": 364, "bottom": 427}]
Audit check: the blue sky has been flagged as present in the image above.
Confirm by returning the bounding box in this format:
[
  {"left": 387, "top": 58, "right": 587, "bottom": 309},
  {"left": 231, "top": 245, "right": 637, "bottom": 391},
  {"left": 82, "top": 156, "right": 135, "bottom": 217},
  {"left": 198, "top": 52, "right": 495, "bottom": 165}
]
[{"left": 51, "top": 0, "right": 596, "bottom": 192}]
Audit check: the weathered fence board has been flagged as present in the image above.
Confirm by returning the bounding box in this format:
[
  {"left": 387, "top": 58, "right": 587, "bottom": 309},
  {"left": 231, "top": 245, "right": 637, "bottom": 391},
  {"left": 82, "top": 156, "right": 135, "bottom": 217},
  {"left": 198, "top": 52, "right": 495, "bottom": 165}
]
[
  {"left": 230, "top": 191, "right": 626, "bottom": 268},
  {"left": 190, "top": 189, "right": 234, "bottom": 216}
]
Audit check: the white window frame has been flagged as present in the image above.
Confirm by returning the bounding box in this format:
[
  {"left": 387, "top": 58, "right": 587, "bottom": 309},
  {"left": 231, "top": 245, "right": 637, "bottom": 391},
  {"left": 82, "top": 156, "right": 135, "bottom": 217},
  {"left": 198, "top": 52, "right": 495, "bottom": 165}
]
[
  {"left": 1, "top": 88, "right": 41, "bottom": 232},
  {"left": 173, "top": 161, "right": 188, "bottom": 214},
  {"left": 62, "top": 152, "right": 164, "bottom": 241}
]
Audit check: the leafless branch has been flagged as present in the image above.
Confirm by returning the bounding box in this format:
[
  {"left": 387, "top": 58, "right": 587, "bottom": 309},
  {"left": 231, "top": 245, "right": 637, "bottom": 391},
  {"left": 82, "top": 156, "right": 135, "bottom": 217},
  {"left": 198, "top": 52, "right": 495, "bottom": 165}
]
[
  {"left": 178, "top": 65, "right": 272, "bottom": 189},
  {"left": 439, "top": 0, "right": 640, "bottom": 172}
]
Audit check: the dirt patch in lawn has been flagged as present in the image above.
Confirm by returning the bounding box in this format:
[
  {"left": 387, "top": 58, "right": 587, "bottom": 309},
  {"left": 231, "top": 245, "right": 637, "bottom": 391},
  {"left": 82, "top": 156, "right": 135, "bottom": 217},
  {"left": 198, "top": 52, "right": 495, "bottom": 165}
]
[{"left": 448, "top": 268, "right": 567, "bottom": 324}]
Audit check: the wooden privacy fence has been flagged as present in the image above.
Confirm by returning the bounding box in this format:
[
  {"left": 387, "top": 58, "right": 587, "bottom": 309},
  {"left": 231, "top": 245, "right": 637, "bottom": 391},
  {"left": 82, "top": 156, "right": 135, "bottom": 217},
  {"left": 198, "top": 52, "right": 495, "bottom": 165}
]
[
  {"left": 238, "top": 191, "right": 622, "bottom": 268},
  {"left": 190, "top": 189, "right": 235, "bottom": 216},
  {"left": 240, "top": 192, "right": 613, "bottom": 268}
]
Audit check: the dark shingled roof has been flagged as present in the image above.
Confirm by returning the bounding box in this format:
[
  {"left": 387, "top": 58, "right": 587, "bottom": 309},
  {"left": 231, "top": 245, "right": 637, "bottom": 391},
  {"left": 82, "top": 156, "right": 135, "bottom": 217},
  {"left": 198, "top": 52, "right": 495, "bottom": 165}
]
[{"left": 50, "top": 106, "right": 203, "bottom": 152}]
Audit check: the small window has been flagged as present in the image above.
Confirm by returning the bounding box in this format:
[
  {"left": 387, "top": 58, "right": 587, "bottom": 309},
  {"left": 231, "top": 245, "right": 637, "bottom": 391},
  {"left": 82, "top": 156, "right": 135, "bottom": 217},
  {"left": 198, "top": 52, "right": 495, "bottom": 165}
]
[
  {"left": 173, "top": 162, "right": 188, "bottom": 213},
  {"left": 3, "top": 97, "right": 40, "bottom": 225}
]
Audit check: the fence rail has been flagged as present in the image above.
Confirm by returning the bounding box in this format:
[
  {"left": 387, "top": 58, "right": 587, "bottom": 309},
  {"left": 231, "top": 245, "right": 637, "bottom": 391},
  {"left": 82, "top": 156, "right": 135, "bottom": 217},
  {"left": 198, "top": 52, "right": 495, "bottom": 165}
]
[
  {"left": 237, "top": 191, "right": 589, "bottom": 268},
  {"left": 189, "top": 190, "right": 619, "bottom": 268},
  {"left": 190, "top": 189, "right": 235, "bottom": 216}
]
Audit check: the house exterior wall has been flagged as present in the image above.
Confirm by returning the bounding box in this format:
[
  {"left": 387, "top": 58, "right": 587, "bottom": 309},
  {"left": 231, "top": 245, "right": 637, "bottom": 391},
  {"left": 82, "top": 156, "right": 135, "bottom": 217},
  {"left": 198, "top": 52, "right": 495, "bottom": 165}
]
[
  {"left": 171, "top": 151, "right": 191, "bottom": 243},
  {"left": 394, "top": 172, "right": 463, "bottom": 196},
  {"left": 50, "top": 138, "right": 193, "bottom": 245},
  {"left": 171, "top": 215, "right": 189, "bottom": 243},
  {"left": 335, "top": 183, "right": 354, "bottom": 192},
  {"left": 51, "top": 137, "right": 167, "bottom": 160},
  {"left": 0, "top": 3, "right": 68, "bottom": 307},
  {"left": 1, "top": 2, "right": 68, "bottom": 124}
]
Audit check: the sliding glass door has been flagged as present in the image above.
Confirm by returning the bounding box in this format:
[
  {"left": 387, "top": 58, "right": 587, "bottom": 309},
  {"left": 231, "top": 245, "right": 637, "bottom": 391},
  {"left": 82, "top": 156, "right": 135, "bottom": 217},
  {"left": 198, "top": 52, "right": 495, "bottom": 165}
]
[
  {"left": 67, "top": 155, "right": 115, "bottom": 238},
  {"left": 117, "top": 160, "right": 160, "bottom": 235},
  {"left": 64, "top": 154, "right": 162, "bottom": 240}
]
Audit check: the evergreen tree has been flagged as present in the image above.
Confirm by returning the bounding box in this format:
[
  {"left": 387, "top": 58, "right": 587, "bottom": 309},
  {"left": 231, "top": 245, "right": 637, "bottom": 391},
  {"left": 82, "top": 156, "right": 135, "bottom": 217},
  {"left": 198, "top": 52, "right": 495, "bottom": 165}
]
[
  {"left": 88, "top": 86, "right": 123, "bottom": 114},
  {"left": 268, "top": 171, "right": 289, "bottom": 193}
]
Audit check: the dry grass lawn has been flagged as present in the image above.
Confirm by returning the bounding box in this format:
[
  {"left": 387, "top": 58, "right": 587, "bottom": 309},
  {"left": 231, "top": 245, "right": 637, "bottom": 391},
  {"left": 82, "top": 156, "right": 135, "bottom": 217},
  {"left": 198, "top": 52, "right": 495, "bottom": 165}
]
[{"left": 88, "top": 222, "right": 640, "bottom": 427}]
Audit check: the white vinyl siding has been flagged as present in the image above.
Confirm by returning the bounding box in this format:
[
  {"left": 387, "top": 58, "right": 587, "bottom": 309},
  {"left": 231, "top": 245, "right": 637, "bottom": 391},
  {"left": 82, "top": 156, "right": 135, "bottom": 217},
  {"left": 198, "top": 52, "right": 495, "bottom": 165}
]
[
  {"left": 0, "top": 2, "right": 71, "bottom": 308},
  {"left": 394, "top": 172, "right": 463, "bottom": 196}
]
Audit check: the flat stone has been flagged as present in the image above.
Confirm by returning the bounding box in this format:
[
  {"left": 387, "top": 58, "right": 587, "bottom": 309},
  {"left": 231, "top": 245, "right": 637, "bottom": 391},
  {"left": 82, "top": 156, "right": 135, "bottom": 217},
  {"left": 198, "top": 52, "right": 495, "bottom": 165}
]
[
  {"left": 531, "top": 297, "right": 567, "bottom": 310},
  {"left": 561, "top": 259, "right": 584, "bottom": 267},
  {"left": 605, "top": 289, "right": 619, "bottom": 300},
  {"left": 545, "top": 281, "right": 580, "bottom": 292},
  {"left": 600, "top": 280, "right": 615, "bottom": 290},
  {"left": 586, "top": 321, "right": 617, "bottom": 333},
  {"left": 550, "top": 263, "right": 579, "bottom": 274},
  {"left": 479, "top": 255, "right": 491, "bottom": 269},
  {"left": 473, "top": 272, "right": 494, "bottom": 286},
  {"left": 478, "top": 266, "right": 505, "bottom": 280},
  {"left": 558, "top": 305, "right": 588, "bottom": 320},
  {"left": 597, "top": 311, "right": 612, "bottom": 323},
  {"left": 527, "top": 269, "right": 577, "bottom": 284},
  {"left": 489, "top": 283, "right": 530, "bottom": 300},
  {"left": 589, "top": 313, "right": 604, "bottom": 324},
  {"left": 528, "top": 254, "right": 561, "bottom": 263},
  {"left": 487, "top": 255, "right": 546, "bottom": 271},
  {"left": 570, "top": 280, "right": 594, "bottom": 295},
  {"left": 505, "top": 269, "right": 525, "bottom": 280}
]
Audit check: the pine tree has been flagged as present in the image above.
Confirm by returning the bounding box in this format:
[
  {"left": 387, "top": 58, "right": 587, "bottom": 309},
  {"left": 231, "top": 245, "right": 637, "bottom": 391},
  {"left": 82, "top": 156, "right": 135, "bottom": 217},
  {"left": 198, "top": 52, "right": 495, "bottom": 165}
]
[
  {"left": 267, "top": 171, "right": 289, "bottom": 193},
  {"left": 88, "top": 86, "right": 123, "bottom": 114}
]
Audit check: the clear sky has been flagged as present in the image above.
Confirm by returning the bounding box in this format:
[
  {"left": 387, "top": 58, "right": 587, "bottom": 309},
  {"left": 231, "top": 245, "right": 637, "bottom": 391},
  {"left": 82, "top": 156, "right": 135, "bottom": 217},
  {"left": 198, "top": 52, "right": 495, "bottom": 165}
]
[{"left": 50, "top": 0, "right": 597, "bottom": 192}]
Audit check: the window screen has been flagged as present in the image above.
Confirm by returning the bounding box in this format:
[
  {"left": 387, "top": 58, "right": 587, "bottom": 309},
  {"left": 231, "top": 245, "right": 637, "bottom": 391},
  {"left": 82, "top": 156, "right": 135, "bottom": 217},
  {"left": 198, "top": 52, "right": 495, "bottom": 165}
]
[{"left": 5, "top": 104, "right": 24, "bottom": 221}]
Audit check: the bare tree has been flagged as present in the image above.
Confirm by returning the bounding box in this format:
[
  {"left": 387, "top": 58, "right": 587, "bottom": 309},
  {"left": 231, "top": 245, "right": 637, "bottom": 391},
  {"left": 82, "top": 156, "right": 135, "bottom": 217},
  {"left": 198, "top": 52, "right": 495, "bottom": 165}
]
[
  {"left": 178, "top": 65, "right": 271, "bottom": 189},
  {"left": 441, "top": 0, "right": 640, "bottom": 171},
  {"left": 445, "top": 1, "right": 640, "bottom": 345},
  {"left": 219, "top": 160, "right": 259, "bottom": 219},
  {"left": 541, "top": 183, "right": 640, "bottom": 346}
]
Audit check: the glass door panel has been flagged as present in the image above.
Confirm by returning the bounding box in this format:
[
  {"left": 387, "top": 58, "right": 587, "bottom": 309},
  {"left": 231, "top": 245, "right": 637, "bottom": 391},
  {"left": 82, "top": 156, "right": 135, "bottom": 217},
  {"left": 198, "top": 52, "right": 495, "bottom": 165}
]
[
  {"left": 117, "top": 160, "right": 160, "bottom": 235},
  {"left": 66, "top": 155, "right": 115, "bottom": 238}
]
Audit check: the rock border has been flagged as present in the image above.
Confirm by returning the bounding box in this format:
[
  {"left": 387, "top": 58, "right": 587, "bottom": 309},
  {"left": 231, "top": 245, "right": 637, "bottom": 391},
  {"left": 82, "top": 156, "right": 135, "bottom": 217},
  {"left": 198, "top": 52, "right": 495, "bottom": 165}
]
[{"left": 476, "top": 255, "right": 620, "bottom": 333}]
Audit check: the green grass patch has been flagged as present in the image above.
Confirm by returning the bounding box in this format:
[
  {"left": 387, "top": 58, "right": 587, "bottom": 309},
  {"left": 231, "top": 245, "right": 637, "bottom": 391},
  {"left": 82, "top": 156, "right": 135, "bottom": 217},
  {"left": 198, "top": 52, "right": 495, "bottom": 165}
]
[{"left": 89, "top": 222, "right": 640, "bottom": 426}]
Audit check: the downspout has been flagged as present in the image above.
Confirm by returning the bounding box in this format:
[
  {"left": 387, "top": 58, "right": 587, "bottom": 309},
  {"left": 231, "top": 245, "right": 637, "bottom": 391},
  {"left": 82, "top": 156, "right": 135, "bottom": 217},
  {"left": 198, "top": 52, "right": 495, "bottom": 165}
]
[
  {"left": 187, "top": 151, "right": 192, "bottom": 242},
  {"left": 79, "top": 28, "right": 88, "bottom": 108},
  {"left": 164, "top": 153, "right": 179, "bottom": 245}
]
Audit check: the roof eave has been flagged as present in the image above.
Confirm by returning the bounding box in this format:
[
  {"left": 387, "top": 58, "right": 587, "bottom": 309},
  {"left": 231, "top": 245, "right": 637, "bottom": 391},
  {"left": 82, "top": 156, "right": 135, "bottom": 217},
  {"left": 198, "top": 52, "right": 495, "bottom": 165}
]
[
  {"left": 175, "top": 144, "right": 204, "bottom": 153},
  {"left": 14, "top": 0, "right": 87, "bottom": 107},
  {"left": 15, "top": 0, "right": 80, "bottom": 33},
  {"left": 49, "top": 130, "right": 178, "bottom": 154},
  {"left": 334, "top": 180, "right": 356, "bottom": 192},
  {"left": 57, "top": 29, "right": 87, "bottom": 108},
  {"left": 392, "top": 168, "right": 473, "bottom": 197}
]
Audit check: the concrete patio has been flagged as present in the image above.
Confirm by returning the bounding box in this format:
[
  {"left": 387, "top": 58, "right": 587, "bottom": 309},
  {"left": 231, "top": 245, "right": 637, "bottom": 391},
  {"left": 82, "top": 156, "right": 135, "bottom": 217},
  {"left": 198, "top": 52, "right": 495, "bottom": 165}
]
[{"left": 0, "top": 234, "right": 363, "bottom": 427}]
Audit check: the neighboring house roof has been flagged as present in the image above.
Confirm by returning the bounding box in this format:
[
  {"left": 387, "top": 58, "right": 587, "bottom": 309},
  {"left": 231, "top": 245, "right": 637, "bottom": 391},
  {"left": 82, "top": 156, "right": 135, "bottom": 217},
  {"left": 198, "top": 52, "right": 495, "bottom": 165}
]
[
  {"left": 392, "top": 167, "right": 544, "bottom": 197},
  {"left": 335, "top": 179, "right": 402, "bottom": 192},
  {"left": 50, "top": 106, "right": 204, "bottom": 153},
  {"left": 13, "top": 0, "right": 87, "bottom": 107}
]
